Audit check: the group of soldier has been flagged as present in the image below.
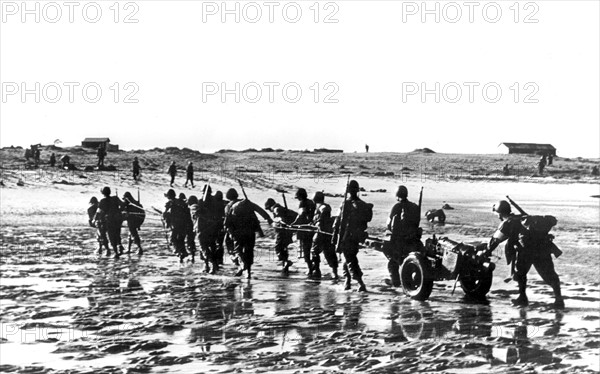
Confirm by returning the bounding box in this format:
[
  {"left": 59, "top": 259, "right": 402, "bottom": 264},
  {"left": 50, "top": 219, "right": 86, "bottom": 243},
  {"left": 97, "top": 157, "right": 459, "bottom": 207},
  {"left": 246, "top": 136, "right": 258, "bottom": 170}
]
[{"left": 87, "top": 179, "right": 564, "bottom": 307}]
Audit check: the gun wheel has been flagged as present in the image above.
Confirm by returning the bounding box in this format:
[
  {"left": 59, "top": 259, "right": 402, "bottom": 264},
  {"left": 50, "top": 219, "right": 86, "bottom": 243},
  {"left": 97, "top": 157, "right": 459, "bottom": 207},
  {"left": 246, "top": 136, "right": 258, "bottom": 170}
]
[
  {"left": 460, "top": 271, "right": 493, "bottom": 299},
  {"left": 400, "top": 254, "right": 434, "bottom": 301}
]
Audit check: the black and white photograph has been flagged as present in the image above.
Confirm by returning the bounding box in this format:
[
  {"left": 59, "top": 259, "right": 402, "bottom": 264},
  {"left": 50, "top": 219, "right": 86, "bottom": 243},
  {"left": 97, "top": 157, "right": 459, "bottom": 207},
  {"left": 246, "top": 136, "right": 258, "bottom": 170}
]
[{"left": 1, "top": 1, "right": 599, "bottom": 372}]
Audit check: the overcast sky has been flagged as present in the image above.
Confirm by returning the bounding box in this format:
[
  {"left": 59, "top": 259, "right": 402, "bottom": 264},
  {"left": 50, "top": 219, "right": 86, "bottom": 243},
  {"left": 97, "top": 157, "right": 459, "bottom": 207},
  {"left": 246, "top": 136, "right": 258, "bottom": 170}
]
[{"left": 1, "top": 1, "right": 598, "bottom": 157}]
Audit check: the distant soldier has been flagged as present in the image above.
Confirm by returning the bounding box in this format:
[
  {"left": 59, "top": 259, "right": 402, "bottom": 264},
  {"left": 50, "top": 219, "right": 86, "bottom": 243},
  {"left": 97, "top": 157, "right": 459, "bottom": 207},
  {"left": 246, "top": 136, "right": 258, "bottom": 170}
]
[
  {"left": 311, "top": 191, "right": 338, "bottom": 279},
  {"left": 24, "top": 148, "right": 31, "bottom": 161},
  {"left": 489, "top": 200, "right": 564, "bottom": 308},
  {"left": 365, "top": 144, "right": 369, "bottom": 153},
  {"left": 34, "top": 147, "right": 41, "bottom": 166},
  {"left": 60, "top": 154, "right": 70, "bottom": 169},
  {"left": 224, "top": 188, "right": 273, "bottom": 278},
  {"left": 425, "top": 208, "right": 446, "bottom": 223},
  {"left": 97, "top": 145, "right": 106, "bottom": 167},
  {"left": 212, "top": 190, "right": 227, "bottom": 265},
  {"left": 386, "top": 186, "right": 422, "bottom": 287},
  {"left": 265, "top": 197, "right": 298, "bottom": 274},
  {"left": 195, "top": 185, "right": 220, "bottom": 273},
  {"left": 168, "top": 161, "right": 177, "bottom": 187},
  {"left": 333, "top": 180, "right": 372, "bottom": 292},
  {"left": 547, "top": 154, "right": 553, "bottom": 166},
  {"left": 49, "top": 153, "right": 56, "bottom": 167},
  {"left": 96, "top": 187, "right": 125, "bottom": 258},
  {"left": 503, "top": 164, "right": 510, "bottom": 176},
  {"left": 291, "top": 188, "right": 316, "bottom": 276},
  {"left": 132, "top": 157, "right": 141, "bottom": 181},
  {"left": 163, "top": 188, "right": 192, "bottom": 263},
  {"left": 184, "top": 161, "right": 194, "bottom": 188},
  {"left": 87, "top": 196, "right": 107, "bottom": 253},
  {"left": 538, "top": 155, "right": 547, "bottom": 175},
  {"left": 122, "top": 192, "right": 145, "bottom": 255}
]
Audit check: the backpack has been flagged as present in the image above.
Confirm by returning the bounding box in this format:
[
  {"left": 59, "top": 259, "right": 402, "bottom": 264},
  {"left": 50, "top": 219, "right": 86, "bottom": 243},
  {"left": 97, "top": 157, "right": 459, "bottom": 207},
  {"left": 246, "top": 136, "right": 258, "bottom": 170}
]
[
  {"left": 518, "top": 215, "right": 557, "bottom": 248},
  {"left": 227, "top": 200, "right": 260, "bottom": 233}
]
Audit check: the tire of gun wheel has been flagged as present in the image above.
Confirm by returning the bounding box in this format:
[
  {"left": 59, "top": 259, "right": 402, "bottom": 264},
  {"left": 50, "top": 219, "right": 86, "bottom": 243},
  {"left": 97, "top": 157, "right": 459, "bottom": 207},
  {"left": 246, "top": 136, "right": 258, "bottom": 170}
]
[
  {"left": 400, "top": 254, "right": 434, "bottom": 301},
  {"left": 460, "top": 270, "right": 493, "bottom": 299}
]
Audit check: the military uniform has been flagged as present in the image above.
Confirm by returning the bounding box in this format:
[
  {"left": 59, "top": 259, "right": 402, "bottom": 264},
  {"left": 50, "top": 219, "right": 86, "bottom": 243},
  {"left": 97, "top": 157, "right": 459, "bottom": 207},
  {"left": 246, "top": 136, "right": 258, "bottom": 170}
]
[
  {"left": 311, "top": 201, "right": 337, "bottom": 278},
  {"left": 334, "top": 186, "right": 372, "bottom": 291},
  {"left": 224, "top": 195, "right": 272, "bottom": 278},
  {"left": 164, "top": 195, "right": 192, "bottom": 262},
  {"left": 122, "top": 193, "right": 145, "bottom": 254},
  {"left": 490, "top": 213, "right": 562, "bottom": 306},
  {"left": 387, "top": 199, "right": 423, "bottom": 287},
  {"left": 97, "top": 194, "right": 124, "bottom": 257},
  {"left": 168, "top": 163, "right": 177, "bottom": 187},
  {"left": 132, "top": 159, "right": 140, "bottom": 181},
  {"left": 185, "top": 163, "right": 194, "bottom": 188},
  {"left": 293, "top": 197, "right": 316, "bottom": 273},
  {"left": 268, "top": 202, "right": 298, "bottom": 268},
  {"left": 193, "top": 196, "right": 220, "bottom": 272}
]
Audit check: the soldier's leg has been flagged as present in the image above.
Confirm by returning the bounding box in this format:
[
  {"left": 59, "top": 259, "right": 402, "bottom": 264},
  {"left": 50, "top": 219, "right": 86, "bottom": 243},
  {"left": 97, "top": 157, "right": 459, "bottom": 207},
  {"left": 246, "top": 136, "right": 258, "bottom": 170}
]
[
  {"left": 311, "top": 239, "right": 322, "bottom": 278},
  {"left": 209, "top": 238, "right": 219, "bottom": 273},
  {"left": 199, "top": 235, "right": 211, "bottom": 272},
  {"left": 245, "top": 235, "right": 255, "bottom": 279},
  {"left": 387, "top": 256, "right": 401, "bottom": 287},
  {"left": 533, "top": 252, "right": 563, "bottom": 307},
  {"left": 233, "top": 236, "right": 246, "bottom": 276},
  {"left": 513, "top": 251, "right": 534, "bottom": 305},
  {"left": 323, "top": 242, "right": 339, "bottom": 279},
  {"left": 107, "top": 224, "right": 121, "bottom": 258},
  {"left": 301, "top": 238, "right": 313, "bottom": 275}
]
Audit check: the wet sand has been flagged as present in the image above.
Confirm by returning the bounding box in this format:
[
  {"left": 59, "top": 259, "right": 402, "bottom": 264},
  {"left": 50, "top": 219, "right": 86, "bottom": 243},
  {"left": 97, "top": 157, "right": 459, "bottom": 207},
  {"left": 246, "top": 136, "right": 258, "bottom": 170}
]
[{"left": 1, "top": 172, "right": 599, "bottom": 373}]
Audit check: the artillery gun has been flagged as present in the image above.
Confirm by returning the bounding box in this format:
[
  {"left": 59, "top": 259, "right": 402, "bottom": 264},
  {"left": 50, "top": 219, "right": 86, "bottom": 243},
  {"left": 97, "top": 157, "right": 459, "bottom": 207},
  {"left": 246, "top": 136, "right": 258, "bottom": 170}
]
[{"left": 366, "top": 235, "right": 495, "bottom": 301}]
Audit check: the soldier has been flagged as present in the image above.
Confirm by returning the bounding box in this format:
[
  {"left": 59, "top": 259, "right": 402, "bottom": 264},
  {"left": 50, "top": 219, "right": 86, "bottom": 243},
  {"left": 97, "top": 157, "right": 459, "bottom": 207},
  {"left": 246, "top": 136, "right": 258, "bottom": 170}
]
[
  {"left": 34, "top": 147, "right": 41, "bottom": 167},
  {"left": 212, "top": 190, "right": 227, "bottom": 265},
  {"left": 224, "top": 188, "right": 273, "bottom": 278},
  {"left": 122, "top": 192, "right": 145, "bottom": 255},
  {"left": 163, "top": 188, "right": 192, "bottom": 263},
  {"left": 60, "top": 154, "right": 71, "bottom": 169},
  {"left": 386, "top": 186, "right": 422, "bottom": 287},
  {"left": 49, "top": 153, "right": 56, "bottom": 167},
  {"left": 489, "top": 200, "right": 564, "bottom": 308},
  {"left": 538, "top": 155, "right": 547, "bottom": 175},
  {"left": 333, "top": 180, "right": 372, "bottom": 292},
  {"left": 194, "top": 185, "right": 220, "bottom": 273},
  {"left": 185, "top": 161, "right": 194, "bottom": 188},
  {"left": 291, "top": 188, "right": 316, "bottom": 276},
  {"left": 265, "top": 197, "right": 297, "bottom": 274},
  {"left": 311, "top": 191, "right": 338, "bottom": 279},
  {"left": 97, "top": 146, "right": 106, "bottom": 167},
  {"left": 96, "top": 187, "right": 125, "bottom": 258},
  {"left": 168, "top": 161, "right": 177, "bottom": 187},
  {"left": 88, "top": 196, "right": 107, "bottom": 254},
  {"left": 132, "top": 157, "right": 140, "bottom": 181}
]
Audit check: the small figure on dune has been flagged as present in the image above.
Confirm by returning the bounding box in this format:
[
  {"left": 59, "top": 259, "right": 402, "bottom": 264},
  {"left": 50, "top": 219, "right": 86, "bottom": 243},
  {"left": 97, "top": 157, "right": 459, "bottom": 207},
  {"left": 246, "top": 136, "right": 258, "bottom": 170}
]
[
  {"left": 168, "top": 161, "right": 177, "bottom": 187},
  {"left": 184, "top": 161, "right": 194, "bottom": 188}
]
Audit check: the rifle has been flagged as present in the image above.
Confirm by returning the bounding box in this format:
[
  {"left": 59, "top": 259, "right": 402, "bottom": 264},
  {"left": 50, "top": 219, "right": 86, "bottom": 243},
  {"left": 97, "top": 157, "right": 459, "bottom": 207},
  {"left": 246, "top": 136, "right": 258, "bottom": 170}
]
[
  {"left": 237, "top": 179, "right": 265, "bottom": 237},
  {"left": 418, "top": 186, "right": 424, "bottom": 224},
  {"left": 333, "top": 176, "right": 351, "bottom": 252},
  {"left": 281, "top": 223, "right": 334, "bottom": 236},
  {"left": 506, "top": 195, "right": 527, "bottom": 216},
  {"left": 282, "top": 193, "right": 288, "bottom": 210},
  {"left": 202, "top": 180, "right": 211, "bottom": 202}
]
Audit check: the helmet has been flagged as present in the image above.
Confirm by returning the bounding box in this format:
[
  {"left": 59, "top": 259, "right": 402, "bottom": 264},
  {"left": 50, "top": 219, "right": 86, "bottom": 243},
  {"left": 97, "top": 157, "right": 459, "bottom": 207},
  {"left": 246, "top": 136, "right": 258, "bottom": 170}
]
[
  {"left": 89, "top": 196, "right": 98, "bottom": 204},
  {"left": 348, "top": 180, "right": 359, "bottom": 192},
  {"left": 396, "top": 185, "right": 408, "bottom": 199},
  {"left": 493, "top": 200, "right": 511, "bottom": 215},
  {"left": 165, "top": 189, "right": 176, "bottom": 199},
  {"left": 214, "top": 191, "right": 223, "bottom": 201},
  {"left": 313, "top": 191, "right": 325, "bottom": 204},
  {"left": 187, "top": 195, "right": 199, "bottom": 205},
  {"left": 226, "top": 188, "right": 238, "bottom": 201},
  {"left": 179, "top": 193, "right": 187, "bottom": 201},
  {"left": 203, "top": 184, "right": 212, "bottom": 195},
  {"left": 100, "top": 186, "right": 111, "bottom": 196},
  {"left": 295, "top": 188, "right": 308, "bottom": 200},
  {"left": 122, "top": 191, "right": 133, "bottom": 200},
  {"left": 265, "top": 198, "right": 276, "bottom": 210}
]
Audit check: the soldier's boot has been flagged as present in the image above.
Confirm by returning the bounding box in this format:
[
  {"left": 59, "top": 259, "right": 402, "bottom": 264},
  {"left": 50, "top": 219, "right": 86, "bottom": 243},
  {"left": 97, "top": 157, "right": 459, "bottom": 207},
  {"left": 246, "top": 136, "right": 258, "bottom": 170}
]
[
  {"left": 246, "top": 264, "right": 252, "bottom": 279},
  {"left": 105, "top": 247, "right": 111, "bottom": 257},
  {"left": 331, "top": 267, "right": 339, "bottom": 281},
  {"left": 282, "top": 260, "right": 293, "bottom": 274},
  {"left": 344, "top": 276, "right": 352, "bottom": 290},
  {"left": 312, "top": 263, "right": 321, "bottom": 279},
  {"left": 203, "top": 260, "right": 210, "bottom": 273},
  {"left": 357, "top": 277, "right": 367, "bottom": 292},
  {"left": 210, "top": 261, "right": 218, "bottom": 275},
  {"left": 191, "top": 254, "right": 195, "bottom": 264},
  {"left": 552, "top": 284, "right": 565, "bottom": 309},
  {"left": 513, "top": 283, "right": 529, "bottom": 306},
  {"left": 113, "top": 247, "right": 121, "bottom": 259},
  {"left": 127, "top": 238, "right": 133, "bottom": 254},
  {"left": 97, "top": 244, "right": 103, "bottom": 255},
  {"left": 118, "top": 244, "right": 125, "bottom": 255},
  {"left": 136, "top": 241, "right": 143, "bottom": 256}
]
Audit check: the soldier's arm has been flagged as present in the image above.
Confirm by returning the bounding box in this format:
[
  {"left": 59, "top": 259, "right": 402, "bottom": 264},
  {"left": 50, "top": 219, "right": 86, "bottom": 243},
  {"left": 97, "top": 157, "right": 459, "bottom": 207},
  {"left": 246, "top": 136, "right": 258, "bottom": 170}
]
[
  {"left": 386, "top": 204, "right": 400, "bottom": 231},
  {"left": 251, "top": 202, "right": 273, "bottom": 224}
]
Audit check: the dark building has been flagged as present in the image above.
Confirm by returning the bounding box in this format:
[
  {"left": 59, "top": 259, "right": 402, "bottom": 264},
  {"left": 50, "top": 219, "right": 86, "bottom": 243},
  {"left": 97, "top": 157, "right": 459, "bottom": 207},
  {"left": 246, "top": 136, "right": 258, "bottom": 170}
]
[
  {"left": 81, "top": 138, "right": 119, "bottom": 151},
  {"left": 498, "top": 143, "right": 556, "bottom": 156}
]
